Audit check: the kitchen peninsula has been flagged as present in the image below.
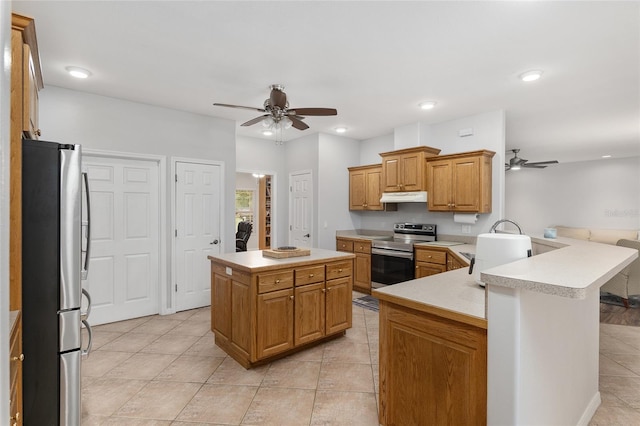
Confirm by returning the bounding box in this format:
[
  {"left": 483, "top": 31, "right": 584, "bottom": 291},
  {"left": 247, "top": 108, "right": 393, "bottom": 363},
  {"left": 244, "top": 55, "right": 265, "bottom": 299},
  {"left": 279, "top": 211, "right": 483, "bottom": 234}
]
[
  {"left": 372, "top": 235, "right": 637, "bottom": 425},
  {"left": 208, "top": 249, "right": 354, "bottom": 368}
]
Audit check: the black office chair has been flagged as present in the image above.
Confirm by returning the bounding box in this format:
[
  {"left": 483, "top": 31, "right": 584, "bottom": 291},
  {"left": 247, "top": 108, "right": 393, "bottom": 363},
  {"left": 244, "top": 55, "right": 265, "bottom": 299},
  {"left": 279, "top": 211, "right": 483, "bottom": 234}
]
[{"left": 236, "top": 221, "right": 253, "bottom": 252}]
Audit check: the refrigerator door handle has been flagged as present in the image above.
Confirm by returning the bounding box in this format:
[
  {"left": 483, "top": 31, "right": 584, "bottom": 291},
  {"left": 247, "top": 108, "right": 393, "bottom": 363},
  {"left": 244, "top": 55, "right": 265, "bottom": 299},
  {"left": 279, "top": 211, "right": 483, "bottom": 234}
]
[
  {"left": 81, "top": 171, "right": 91, "bottom": 280},
  {"left": 81, "top": 319, "right": 93, "bottom": 357},
  {"left": 81, "top": 288, "right": 92, "bottom": 320}
]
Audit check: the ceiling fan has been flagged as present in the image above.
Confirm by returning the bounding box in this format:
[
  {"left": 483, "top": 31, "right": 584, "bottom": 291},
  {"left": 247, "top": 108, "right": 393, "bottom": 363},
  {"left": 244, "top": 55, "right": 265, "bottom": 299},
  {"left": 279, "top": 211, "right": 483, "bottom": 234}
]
[
  {"left": 505, "top": 149, "right": 559, "bottom": 171},
  {"left": 213, "top": 84, "right": 337, "bottom": 131}
]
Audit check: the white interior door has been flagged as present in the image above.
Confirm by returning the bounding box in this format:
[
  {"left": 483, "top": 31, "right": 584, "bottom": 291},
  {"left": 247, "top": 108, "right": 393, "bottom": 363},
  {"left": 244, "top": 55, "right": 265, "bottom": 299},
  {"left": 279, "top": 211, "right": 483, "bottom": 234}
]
[
  {"left": 84, "top": 156, "right": 160, "bottom": 325},
  {"left": 175, "top": 161, "right": 221, "bottom": 312},
  {"left": 289, "top": 171, "right": 313, "bottom": 248}
]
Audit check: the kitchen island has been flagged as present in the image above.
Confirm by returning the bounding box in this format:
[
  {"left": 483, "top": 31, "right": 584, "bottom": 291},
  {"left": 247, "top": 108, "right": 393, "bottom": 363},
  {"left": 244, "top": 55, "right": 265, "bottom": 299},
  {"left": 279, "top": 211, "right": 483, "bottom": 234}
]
[
  {"left": 373, "top": 235, "right": 637, "bottom": 425},
  {"left": 208, "top": 249, "right": 355, "bottom": 368}
]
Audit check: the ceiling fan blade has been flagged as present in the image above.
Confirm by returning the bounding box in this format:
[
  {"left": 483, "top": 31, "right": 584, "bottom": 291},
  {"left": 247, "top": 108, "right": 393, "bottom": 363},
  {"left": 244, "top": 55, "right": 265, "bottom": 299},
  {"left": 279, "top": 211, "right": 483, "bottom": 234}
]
[
  {"left": 288, "top": 108, "right": 337, "bottom": 116},
  {"left": 522, "top": 164, "right": 548, "bottom": 169},
  {"left": 240, "top": 115, "right": 269, "bottom": 127},
  {"left": 270, "top": 88, "right": 287, "bottom": 109},
  {"left": 288, "top": 115, "right": 309, "bottom": 130},
  {"left": 505, "top": 163, "right": 511, "bottom": 171},
  {"left": 213, "top": 103, "right": 265, "bottom": 113},
  {"left": 524, "top": 160, "right": 559, "bottom": 166}
]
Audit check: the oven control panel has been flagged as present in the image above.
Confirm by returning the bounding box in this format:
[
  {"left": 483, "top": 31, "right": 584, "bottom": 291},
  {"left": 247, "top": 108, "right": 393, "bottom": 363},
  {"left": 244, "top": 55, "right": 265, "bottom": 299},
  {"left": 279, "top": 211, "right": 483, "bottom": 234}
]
[{"left": 393, "top": 223, "right": 436, "bottom": 235}]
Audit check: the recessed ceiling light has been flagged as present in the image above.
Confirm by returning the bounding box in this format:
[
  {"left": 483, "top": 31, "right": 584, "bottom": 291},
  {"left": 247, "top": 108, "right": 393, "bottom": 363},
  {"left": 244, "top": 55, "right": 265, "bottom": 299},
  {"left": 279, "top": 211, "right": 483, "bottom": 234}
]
[
  {"left": 419, "top": 101, "right": 437, "bottom": 110},
  {"left": 65, "top": 66, "right": 91, "bottom": 79},
  {"left": 262, "top": 130, "right": 273, "bottom": 136},
  {"left": 519, "top": 70, "right": 543, "bottom": 82},
  {"left": 602, "top": 155, "right": 612, "bottom": 158},
  {"left": 335, "top": 127, "right": 347, "bottom": 133}
]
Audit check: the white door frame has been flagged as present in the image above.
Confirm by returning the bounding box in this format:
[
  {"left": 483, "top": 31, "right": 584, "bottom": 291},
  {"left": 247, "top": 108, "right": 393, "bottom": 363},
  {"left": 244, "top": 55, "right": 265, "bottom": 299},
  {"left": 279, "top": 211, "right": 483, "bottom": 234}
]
[
  {"left": 236, "top": 168, "right": 277, "bottom": 249},
  {"left": 289, "top": 169, "right": 313, "bottom": 247},
  {"left": 170, "top": 157, "right": 225, "bottom": 314},
  {"left": 83, "top": 149, "right": 168, "bottom": 314}
]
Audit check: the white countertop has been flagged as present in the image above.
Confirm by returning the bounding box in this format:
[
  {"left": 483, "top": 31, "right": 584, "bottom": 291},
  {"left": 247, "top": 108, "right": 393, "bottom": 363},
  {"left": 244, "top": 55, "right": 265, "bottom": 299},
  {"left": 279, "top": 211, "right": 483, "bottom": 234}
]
[
  {"left": 481, "top": 235, "right": 638, "bottom": 299},
  {"left": 373, "top": 268, "right": 486, "bottom": 327},
  {"left": 208, "top": 248, "right": 355, "bottom": 272}
]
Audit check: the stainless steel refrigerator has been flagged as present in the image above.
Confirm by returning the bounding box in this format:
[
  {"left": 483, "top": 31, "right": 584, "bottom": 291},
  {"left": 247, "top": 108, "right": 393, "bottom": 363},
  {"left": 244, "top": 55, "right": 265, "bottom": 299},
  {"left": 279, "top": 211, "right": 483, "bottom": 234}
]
[{"left": 22, "top": 138, "right": 92, "bottom": 425}]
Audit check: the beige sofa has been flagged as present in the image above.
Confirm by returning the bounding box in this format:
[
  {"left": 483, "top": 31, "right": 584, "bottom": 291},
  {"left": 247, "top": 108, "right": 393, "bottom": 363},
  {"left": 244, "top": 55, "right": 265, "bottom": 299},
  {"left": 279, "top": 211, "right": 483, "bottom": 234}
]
[{"left": 554, "top": 226, "right": 640, "bottom": 307}]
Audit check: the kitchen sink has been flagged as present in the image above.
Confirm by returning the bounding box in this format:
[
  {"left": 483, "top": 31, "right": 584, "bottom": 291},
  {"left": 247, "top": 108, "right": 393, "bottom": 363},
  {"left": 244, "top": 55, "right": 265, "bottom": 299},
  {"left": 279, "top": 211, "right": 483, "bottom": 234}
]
[{"left": 459, "top": 252, "right": 475, "bottom": 261}]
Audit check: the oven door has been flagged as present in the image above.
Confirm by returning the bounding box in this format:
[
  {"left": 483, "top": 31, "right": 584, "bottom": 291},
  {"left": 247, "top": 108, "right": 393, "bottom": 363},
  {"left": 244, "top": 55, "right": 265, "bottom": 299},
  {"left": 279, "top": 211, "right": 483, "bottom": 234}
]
[{"left": 371, "top": 248, "right": 414, "bottom": 285}]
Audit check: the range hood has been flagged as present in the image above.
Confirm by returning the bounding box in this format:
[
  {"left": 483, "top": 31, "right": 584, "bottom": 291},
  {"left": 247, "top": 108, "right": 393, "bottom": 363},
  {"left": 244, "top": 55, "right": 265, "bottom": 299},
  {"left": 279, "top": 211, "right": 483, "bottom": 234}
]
[{"left": 380, "top": 191, "right": 428, "bottom": 203}]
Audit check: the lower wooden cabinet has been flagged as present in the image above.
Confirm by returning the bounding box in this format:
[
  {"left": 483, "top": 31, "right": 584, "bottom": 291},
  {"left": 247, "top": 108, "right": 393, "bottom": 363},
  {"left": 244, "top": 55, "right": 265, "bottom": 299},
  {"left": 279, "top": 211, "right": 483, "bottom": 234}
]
[
  {"left": 337, "top": 237, "right": 372, "bottom": 294},
  {"left": 415, "top": 247, "right": 447, "bottom": 278},
  {"left": 210, "top": 255, "right": 353, "bottom": 368},
  {"left": 379, "top": 300, "right": 487, "bottom": 425}
]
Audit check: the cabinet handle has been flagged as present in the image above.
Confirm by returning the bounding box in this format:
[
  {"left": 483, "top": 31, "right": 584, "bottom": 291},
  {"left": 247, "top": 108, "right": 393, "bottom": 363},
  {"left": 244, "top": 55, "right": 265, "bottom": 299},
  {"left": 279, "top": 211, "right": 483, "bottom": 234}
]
[
  {"left": 289, "top": 295, "right": 294, "bottom": 300},
  {"left": 338, "top": 268, "right": 343, "bottom": 273},
  {"left": 10, "top": 411, "right": 20, "bottom": 422},
  {"left": 275, "top": 279, "right": 280, "bottom": 284},
  {"left": 11, "top": 354, "right": 24, "bottom": 362},
  {"left": 309, "top": 273, "right": 314, "bottom": 278},
  {"left": 322, "top": 288, "right": 326, "bottom": 293}
]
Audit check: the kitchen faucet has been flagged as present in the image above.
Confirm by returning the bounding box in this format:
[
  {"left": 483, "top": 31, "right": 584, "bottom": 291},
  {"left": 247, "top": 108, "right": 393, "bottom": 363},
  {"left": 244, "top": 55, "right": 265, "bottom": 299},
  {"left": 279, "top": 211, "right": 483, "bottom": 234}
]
[{"left": 489, "top": 219, "right": 524, "bottom": 235}]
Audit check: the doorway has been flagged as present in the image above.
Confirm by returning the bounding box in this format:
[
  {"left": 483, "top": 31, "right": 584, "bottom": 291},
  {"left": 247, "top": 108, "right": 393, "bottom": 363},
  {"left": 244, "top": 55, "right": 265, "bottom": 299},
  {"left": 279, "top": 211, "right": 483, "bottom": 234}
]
[{"left": 236, "top": 172, "right": 274, "bottom": 251}]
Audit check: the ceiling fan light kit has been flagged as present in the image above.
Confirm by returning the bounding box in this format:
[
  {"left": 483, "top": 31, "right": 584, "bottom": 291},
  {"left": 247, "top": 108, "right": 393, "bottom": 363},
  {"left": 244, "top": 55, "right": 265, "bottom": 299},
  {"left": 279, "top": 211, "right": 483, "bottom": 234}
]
[
  {"left": 505, "top": 149, "right": 558, "bottom": 171},
  {"left": 419, "top": 101, "right": 437, "bottom": 110},
  {"left": 213, "top": 84, "right": 337, "bottom": 134}
]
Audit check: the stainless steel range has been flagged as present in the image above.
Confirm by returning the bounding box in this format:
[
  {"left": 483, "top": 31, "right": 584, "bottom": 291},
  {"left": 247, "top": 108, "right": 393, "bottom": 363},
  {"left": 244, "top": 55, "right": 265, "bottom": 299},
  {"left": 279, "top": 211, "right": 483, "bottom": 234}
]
[{"left": 371, "top": 223, "right": 437, "bottom": 285}]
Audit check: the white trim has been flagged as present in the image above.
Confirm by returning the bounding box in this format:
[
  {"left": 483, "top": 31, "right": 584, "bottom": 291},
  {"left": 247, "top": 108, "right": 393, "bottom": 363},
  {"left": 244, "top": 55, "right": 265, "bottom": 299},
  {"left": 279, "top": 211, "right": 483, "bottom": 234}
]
[
  {"left": 289, "top": 169, "right": 313, "bottom": 247},
  {"left": 83, "top": 149, "right": 169, "bottom": 315},
  {"left": 170, "top": 156, "right": 225, "bottom": 314}
]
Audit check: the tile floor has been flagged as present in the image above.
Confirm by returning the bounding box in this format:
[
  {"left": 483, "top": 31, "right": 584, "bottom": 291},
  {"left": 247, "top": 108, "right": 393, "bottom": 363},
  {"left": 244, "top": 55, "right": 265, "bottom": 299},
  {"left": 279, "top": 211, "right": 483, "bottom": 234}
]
[{"left": 81, "top": 295, "right": 640, "bottom": 425}]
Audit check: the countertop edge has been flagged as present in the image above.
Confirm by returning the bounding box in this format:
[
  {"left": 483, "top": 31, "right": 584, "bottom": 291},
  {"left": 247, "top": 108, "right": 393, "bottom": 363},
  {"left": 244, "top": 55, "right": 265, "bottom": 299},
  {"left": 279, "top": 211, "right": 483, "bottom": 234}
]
[
  {"left": 374, "top": 290, "right": 487, "bottom": 329},
  {"left": 208, "top": 249, "right": 355, "bottom": 273}
]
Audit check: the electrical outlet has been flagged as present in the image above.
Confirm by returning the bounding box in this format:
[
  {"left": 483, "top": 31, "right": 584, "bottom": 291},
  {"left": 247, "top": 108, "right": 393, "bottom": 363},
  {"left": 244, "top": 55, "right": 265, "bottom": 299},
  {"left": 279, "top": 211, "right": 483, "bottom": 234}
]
[{"left": 461, "top": 225, "right": 471, "bottom": 234}]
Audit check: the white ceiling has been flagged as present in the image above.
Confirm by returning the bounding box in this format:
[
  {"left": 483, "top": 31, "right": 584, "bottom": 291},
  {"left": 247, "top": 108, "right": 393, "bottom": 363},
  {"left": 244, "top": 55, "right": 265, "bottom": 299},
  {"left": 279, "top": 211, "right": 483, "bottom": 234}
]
[{"left": 13, "top": 1, "right": 640, "bottom": 164}]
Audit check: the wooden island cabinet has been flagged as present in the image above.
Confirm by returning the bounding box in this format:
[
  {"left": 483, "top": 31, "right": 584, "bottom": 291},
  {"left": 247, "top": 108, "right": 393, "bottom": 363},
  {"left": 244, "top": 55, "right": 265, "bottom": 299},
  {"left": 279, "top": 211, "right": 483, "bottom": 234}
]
[{"left": 209, "top": 249, "right": 354, "bottom": 368}]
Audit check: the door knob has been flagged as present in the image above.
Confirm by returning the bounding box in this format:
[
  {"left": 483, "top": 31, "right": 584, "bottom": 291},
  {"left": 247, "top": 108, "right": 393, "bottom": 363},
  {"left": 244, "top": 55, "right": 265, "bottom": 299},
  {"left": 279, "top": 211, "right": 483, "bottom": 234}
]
[
  {"left": 303, "top": 234, "right": 310, "bottom": 238},
  {"left": 210, "top": 239, "right": 219, "bottom": 245}
]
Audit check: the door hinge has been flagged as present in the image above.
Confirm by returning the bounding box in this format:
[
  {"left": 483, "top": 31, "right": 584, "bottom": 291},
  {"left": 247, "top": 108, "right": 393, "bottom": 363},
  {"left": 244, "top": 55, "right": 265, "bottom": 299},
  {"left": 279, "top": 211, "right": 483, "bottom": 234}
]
[
  {"left": 290, "top": 225, "right": 292, "bottom": 231},
  {"left": 290, "top": 186, "right": 292, "bottom": 192},
  {"left": 175, "top": 284, "right": 178, "bottom": 292},
  {"left": 175, "top": 174, "right": 178, "bottom": 182},
  {"left": 175, "top": 229, "right": 177, "bottom": 237}
]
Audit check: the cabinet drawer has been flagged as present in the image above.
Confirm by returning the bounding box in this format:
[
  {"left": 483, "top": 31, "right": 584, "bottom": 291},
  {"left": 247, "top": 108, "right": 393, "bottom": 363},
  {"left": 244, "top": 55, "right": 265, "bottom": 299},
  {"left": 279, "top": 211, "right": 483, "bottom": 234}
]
[
  {"left": 353, "top": 241, "right": 371, "bottom": 254},
  {"left": 415, "top": 249, "right": 446, "bottom": 265},
  {"left": 326, "top": 261, "right": 352, "bottom": 280},
  {"left": 257, "top": 270, "right": 294, "bottom": 293},
  {"left": 295, "top": 265, "right": 325, "bottom": 286},
  {"left": 336, "top": 239, "right": 354, "bottom": 252}
]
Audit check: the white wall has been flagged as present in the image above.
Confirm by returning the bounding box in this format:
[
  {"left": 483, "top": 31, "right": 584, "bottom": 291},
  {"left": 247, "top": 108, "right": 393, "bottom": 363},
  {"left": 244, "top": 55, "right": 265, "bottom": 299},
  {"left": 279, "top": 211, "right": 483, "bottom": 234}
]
[
  {"left": 506, "top": 156, "right": 640, "bottom": 234},
  {"left": 39, "top": 86, "right": 238, "bottom": 254},
  {"left": 357, "top": 110, "right": 506, "bottom": 236},
  {"left": 0, "top": 2, "right": 12, "bottom": 420},
  {"left": 359, "top": 133, "right": 393, "bottom": 165},
  {"left": 318, "top": 133, "right": 360, "bottom": 249}
]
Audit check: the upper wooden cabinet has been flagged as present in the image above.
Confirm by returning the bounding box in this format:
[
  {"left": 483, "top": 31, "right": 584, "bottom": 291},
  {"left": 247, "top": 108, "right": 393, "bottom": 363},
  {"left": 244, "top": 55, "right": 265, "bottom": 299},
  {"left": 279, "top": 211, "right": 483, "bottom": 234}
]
[
  {"left": 380, "top": 146, "right": 441, "bottom": 192},
  {"left": 426, "top": 150, "right": 495, "bottom": 213},
  {"left": 348, "top": 164, "right": 396, "bottom": 211}
]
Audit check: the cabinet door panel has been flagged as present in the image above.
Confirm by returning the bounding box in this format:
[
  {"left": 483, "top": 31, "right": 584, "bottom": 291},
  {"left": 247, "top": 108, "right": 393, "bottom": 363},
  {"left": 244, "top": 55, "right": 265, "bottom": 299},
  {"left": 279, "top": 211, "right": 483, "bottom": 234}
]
[
  {"left": 382, "top": 155, "right": 401, "bottom": 191},
  {"left": 231, "top": 280, "right": 251, "bottom": 357},
  {"left": 400, "top": 153, "right": 422, "bottom": 191},
  {"left": 212, "top": 272, "right": 231, "bottom": 341},
  {"left": 256, "top": 288, "right": 294, "bottom": 359},
  {"left": 427, "top": 160, "right": 453, "bottom": 211},
  {"left": 452, "top": 157, "right": 480, "bottom": 211},
  {"left": 415, "top": 263, "right": 446, "bottom": 279},
  {"left": 326, "top": 277, "right": 352, "bottom": 335},
  {"left": 349, "top": 169, "right": 366, "bottom": 210},
  {"left": 354, "top": 253, "right": 371, "bottom": 293},
  {"left": 365, "top": 168, "right": 383, "bottom": 210},
  {"left": 294, "top": 283, "right": 325, "bottom": 345},
  {"left": 336, "top": 238, "right": 354, "bottom": 252}
]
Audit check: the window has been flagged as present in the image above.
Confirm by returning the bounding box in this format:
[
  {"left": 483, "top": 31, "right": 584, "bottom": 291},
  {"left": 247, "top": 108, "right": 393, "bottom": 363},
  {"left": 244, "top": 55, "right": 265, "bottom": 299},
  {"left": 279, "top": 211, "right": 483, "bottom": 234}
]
[{"left": 235, "top": 189, "right": 254, "bottom": 226}]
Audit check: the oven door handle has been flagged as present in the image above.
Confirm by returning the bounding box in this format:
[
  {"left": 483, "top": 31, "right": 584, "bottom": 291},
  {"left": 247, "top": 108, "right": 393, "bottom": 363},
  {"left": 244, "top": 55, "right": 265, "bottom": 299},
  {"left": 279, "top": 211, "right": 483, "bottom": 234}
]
[{"left": 372, "top": 247, "right": 414, "bottom": 260}]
